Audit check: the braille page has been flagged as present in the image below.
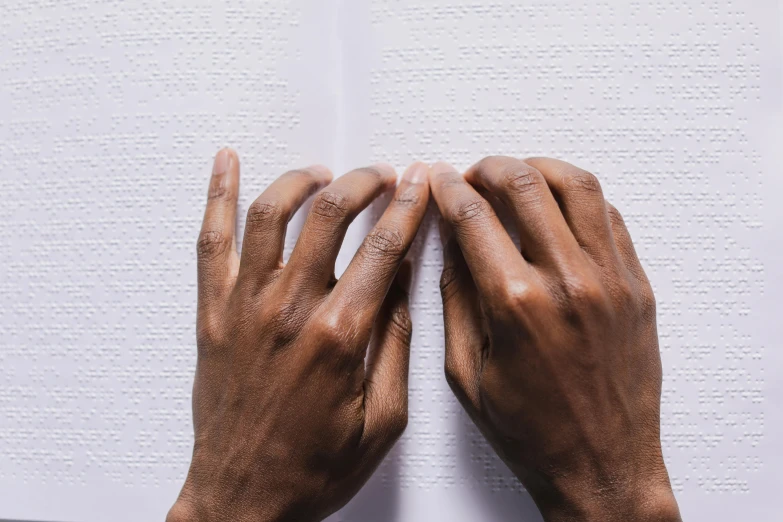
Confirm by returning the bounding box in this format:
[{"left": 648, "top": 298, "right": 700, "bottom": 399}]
[
  {"left": 0, "top": 1, "right": 343, "bottom": 521},
  {"left": 330, "top": 1, "right": 783, "bottom": 521},
  {"left": 1, "top": 2, "right": 781, "bottom": 522}
]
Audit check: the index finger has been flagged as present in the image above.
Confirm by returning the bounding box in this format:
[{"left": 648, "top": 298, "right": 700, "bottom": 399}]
[
  {"left": 428, "top": 162, "right": 532, "bottom": 298},
  {"left": 329, "top": 162, "right": 430, "bottom": 327}
]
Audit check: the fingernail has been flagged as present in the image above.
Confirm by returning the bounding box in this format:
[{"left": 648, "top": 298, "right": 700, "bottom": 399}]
[
  {"left": 306, "top": 164, "right": 333, "bottom": 181},
  {"left": 371, "top": 163, "right": 398, "bottom": 188},
  {"left": 371, "top": 162, "right": 396, "bottom": 177},
  {"left": 429, "top": 161, "right": 459, "bottom": 184},
  {"left": 429, "top": 161, "right": 457, "bottom": 177},
  {"left": 213, "top": 148, "right": 232, "bottom": 176},
  {"left": 403, "top": 162, "right": 429, "bottom": 184}
]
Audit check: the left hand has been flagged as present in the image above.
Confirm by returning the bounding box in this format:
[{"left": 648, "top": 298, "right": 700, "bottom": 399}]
[{"left": 167, "top": 149, "right": 430, "bottom": 522}]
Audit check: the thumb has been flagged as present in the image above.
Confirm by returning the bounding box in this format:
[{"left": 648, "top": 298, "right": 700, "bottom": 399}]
[
  {"left": 362, "top": 260, "right": 414, "bottom": 453},
  {"left": 439, "top": 218, "right": 484, "bottom": 414}
]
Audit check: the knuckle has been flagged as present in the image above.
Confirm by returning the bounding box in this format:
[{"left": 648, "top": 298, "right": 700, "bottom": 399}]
[
  {"left": 312, "top": 190, "right": 350, "bottom": 220},
  {"left": 207, "top": 178, "right": 233, "bottom": 201},
  {"left": 452, "top": 198, "right": 491, "bottom": 225},
  {"left": 207, "top": 187, "right": 229, "bottom": 201},
  {"left": 361, "top": 227, "right": 406, "bottom": 262},
  {"left": 497, "top": 280, "right": 542, "bottom": 311},
  {"left": 564, "top": 169, "right": 602, "bottom": 194},
  {"left": 439, "top": 266, "right": 459, "bottom": 298},
  {"left": 246, "top": 199, "right": 282, "bottom": 224},
  {"left": 197, "top": 230, "right": 229, "bottom": 260},
  {"left": 614, "top": 279, "right": 636, "bottom": 304},
  {"left": 500, "top": 163, "right": 545, "bottom": 195},
  {"left": 606, "top": 202, "right": 625, "bottom": 226},
  {"left": 317, "top": 322, "right": 345, "bottom": 348},
  {"left": 313, "top": 309, "right": 353, "bottom": 350},
  {"left": 445, "top": 359, "right": 478, "bottom": 408},
  {"left": 388, "top": 306, "right": 413, "bottom": 343},
  {"left": 444, "top": 358, "right": 463, "bottom": 391},
  {"left": 639, "top": 282, "right": 657, "bottom": 319},
  {"left": 196, "top": 318, "right": 223, "bottom": 348},
  {"left": 562, "top": 277, "right": 606, "bottom": 308},
  {"left": 387, "top": 407, "right": 409, "bottom": 439},
  {"left": 374, "top": 398, "right": 408, "bottom": 441}
]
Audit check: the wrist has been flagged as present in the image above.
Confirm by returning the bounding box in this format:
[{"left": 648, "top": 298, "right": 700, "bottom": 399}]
[
  {"left": 167, "top": 489, "right": 288, "bottom": 522},
  {"left": 166, "top": 499, "right": 198, "bottom": 522},
  {"left": 167, "top": 465, "right": 291, "bottom": 522},
  {"left": 530, "top": 469, "right": 681, "bottom": 522}
]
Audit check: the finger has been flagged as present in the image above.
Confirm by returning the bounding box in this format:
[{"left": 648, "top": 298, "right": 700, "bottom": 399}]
[
  {"left": 439, "top": 219, "right": 483, "bottom": 414},
  {"left": 330, "top": 162, "right": 430, "bottom": 326},
  {"left": 605, "top": 201, "right": 648, "bottom": 282},
  {"left": 428, "top": 161, "right": 533, "bottom": 299},
  {"left": 238, "top": 165, "right": 332, "bottom": 288},
  {"left": 285, "top": 164, "right": 397, "bottom": 287},
  {"left": 464, "top": 156, "right": 581, "bottom": 266},
  {"left": 197, "top": 148, "right": 240, "bottom": 307},
  {"left": 362, "top": 262, "right": 413, "bottom": 453},
  {"left": 524, "top": 157, "right": 618, "bottom": 267}
]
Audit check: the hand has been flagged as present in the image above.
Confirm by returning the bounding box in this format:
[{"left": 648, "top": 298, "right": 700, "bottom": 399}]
[
  {"left": 430, "top": 157, "right": 681, "bottom": 522},
  {"left": 168, "top": 149, "right": 430, "bottom": 522}
]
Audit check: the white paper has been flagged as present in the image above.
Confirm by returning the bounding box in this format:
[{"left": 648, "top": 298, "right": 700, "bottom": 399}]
[{"left": 1, "top": 1, "right": 781, "bottom": 521}]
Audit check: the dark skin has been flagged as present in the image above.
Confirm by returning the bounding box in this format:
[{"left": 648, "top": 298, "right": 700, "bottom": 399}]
[
  {"left": 168, "top": 149, "right": 430, "bottom": 521},
  {"left": 168, "top": 150, "right": 681, "bottom": 522},
  {"left": 432, "top": 157, "right": 681, "bottom": 522}
]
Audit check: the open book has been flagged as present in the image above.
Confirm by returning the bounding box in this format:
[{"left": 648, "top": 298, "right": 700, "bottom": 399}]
[{"left": 1, "top": 1, "right": 781, "bottom": 521}]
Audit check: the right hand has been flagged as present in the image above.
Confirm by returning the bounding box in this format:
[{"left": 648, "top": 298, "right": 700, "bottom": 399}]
[{"left": 429, "top": 157, "right": 682, "bottom": 522}]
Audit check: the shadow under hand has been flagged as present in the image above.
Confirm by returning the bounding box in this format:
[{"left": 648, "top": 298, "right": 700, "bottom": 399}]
[
  {"left": 334, "top": 442, "right": 403, "bottom": 522},
  {"left": 455, "top": 406, "right": 543, "bottom": 522}
]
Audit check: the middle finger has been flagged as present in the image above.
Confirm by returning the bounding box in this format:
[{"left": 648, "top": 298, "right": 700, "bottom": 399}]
[
  {"left": 284, "top": 164, "right": 397, "bottom": 289},
  {"left": 328, "top": 162, "right": 430, "bottom": 328}
]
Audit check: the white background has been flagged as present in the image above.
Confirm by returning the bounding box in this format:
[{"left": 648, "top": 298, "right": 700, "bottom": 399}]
[{"left": 1, "top": 1, "right": 781, "bottom": 521}]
